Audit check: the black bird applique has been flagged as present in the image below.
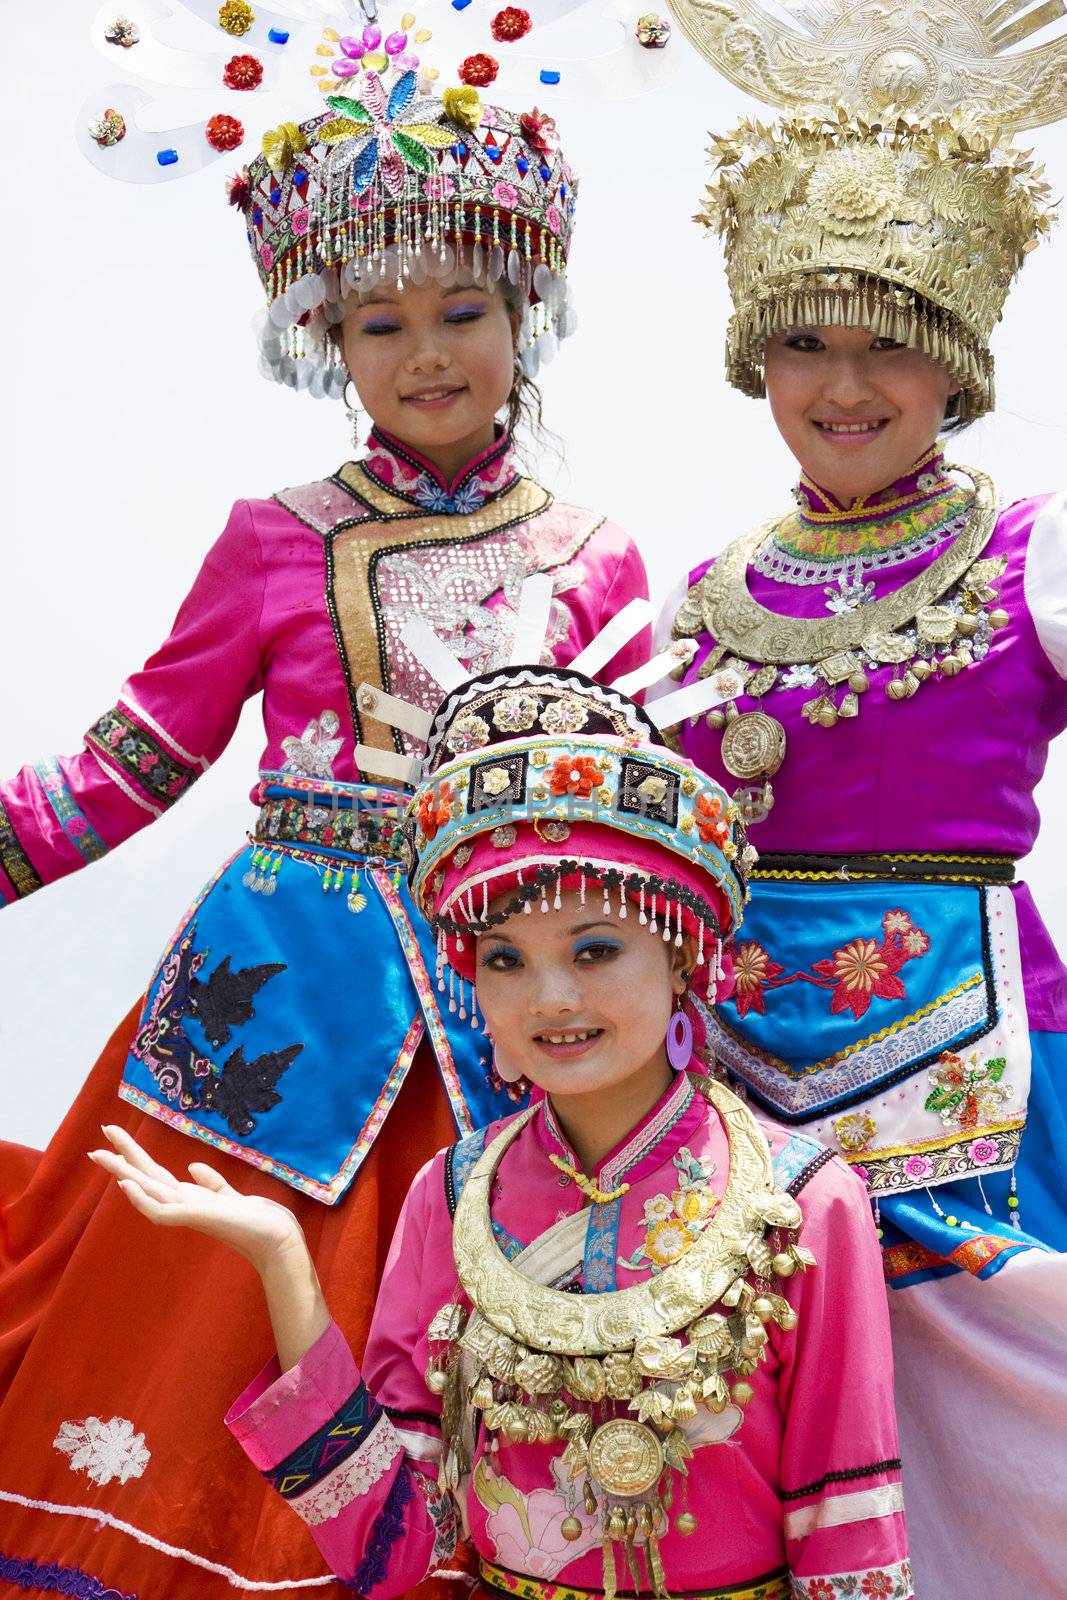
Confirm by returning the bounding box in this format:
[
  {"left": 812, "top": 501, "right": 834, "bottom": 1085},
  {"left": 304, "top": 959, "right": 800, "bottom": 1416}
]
[
  {"left": 199, "top": 1042, "right": 305, "bottom": 1138},
  {"left": 186, "top": 955, "right": 287, "bottom": 1048}
]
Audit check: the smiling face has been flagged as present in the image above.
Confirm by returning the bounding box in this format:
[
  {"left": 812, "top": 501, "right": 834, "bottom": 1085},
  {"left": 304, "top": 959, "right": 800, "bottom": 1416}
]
[
  {"left": 474, "top": 889, "right": 692, "bottom": 1112},
  {"left": 763, "top": 322, "right": 959, "bottom": 505},
  {"left": 338, "top": 271, "right": 520, "bottom": 481}
]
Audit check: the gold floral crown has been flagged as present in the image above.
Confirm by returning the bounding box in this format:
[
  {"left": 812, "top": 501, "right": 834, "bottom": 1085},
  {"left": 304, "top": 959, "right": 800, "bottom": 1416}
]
[
  {"left": 698, "top": 108, "right": 1054, "bottom": 419},
  {"left": 669, "top": 0, "right": 1067, "bottom": 417}
]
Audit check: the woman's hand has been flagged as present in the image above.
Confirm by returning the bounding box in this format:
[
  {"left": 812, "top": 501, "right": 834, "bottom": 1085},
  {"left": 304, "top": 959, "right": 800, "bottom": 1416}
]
[
  {"left": 91, "top": 1125, "right": 331, "bottom": 1370},
  {"left": 90, "top": 1125, "right": 303, "bottom": 1273}
]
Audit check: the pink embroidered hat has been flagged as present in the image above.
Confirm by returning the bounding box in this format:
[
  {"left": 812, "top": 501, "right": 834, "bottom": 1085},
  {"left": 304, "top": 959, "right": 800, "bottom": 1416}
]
[{"left": 354, "top": 580, "right": 758, "bottom": 1023}]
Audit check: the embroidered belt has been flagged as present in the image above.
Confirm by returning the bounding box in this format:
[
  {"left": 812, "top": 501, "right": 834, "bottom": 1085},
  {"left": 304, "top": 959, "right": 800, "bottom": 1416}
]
[
  {"left": 749, "top": 851, "right": 1016, "bottom": 886},
  {"left": 478, "top": 1560, "right": 790, "bottom": 1600},
  {"left": 253, "top": 773, "right": 409, "bottom": 864}
]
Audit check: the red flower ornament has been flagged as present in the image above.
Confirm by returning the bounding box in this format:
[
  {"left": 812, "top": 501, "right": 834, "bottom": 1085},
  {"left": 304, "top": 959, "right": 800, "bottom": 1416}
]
[
  {"left": 206, "top": 113, "right": 244, "bottom": 152},
  {"left": 519, "top": 107, "right": 557, "bottom": 153},
  {"left": 226, "top": 167, "right": 252, "bottom": 209},
  {"left": 458, "top": 53, "right": 499, "bottom": 87},
  {"left": 418, "top": 782, "right": 455, "bottom": 842},
  {"left": 491, "top": 6, "right": 532, "bottom": 41},
  {"left": 695, "top": 791, "right": 729, "bottom": 847},
  {"left": 549, "top": 754, "right": 604, "bottom": 798},
  {"left": 730, "top": 940, "right": 785, "bottom": 1019},
  {"left": 223, "top": 53, "right": 263, "bottom": 90},
  {"left": 813, "top": 936, "right": 907, "bottom": 1019}
]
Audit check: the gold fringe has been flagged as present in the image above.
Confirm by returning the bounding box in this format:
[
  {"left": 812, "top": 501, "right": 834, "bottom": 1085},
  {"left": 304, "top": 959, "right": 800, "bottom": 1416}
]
[{"left": 727, "top": 271, "right": 995, "bottom": 419}]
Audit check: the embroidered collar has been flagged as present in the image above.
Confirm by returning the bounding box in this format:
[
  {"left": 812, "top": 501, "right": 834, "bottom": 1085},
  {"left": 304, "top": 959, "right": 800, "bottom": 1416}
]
[
  {"left": 538, "top": 1069, "right": 702, "bottom": 1192},
  {"left": 358, "top": 426, "right": 519, "bottom": 514},
  {"left": 774, "top": 445, "right": 972, "bottom": 564}
]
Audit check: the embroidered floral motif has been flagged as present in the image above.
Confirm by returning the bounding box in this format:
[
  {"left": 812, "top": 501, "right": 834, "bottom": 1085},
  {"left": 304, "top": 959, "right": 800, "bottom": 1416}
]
[
  {"left": 834, "top": 1112, "right": 878, "bottom": 1153},
  {"left": 34, "top": 757, "right": 109, "bottom": 866},
  {"left": 493, "top": 691, "right": 540, "bottom": 732},
  {"left": 445, "top": 713, "right": 491, "bottom": 755},
  {"left": 281, "top": 710, "right": 344, "bottom": 779},
  {"left": 540, "top": 696, "right": 589, "bottom": 735},
  {"left": 925, "top": 1051, "right": 1010, "bottom": 1130},
  {"left": 412, "top": 1466, "right": 460, "bottom": 1564},
  {"left": 732, "top": 940, "right": 786, "bottom": 1018},
  {"left": 418, "top": 781, "right": 456, "bottom": 841},
  {"left": 86, "top": 704, "right": 200, "bottom": 808},
  {"left": 789, "top": 1561, "right": 913, "bottom": 1599},
  {"left": 414, "top": 474, "right": 487, "bottom": 514},
  {"left": 476, "top": 1457, "right": 601, "bottom": 1580},
  {"left": 858, "top": 1122, "right": 1023, "bottom": 1196},
  {"left": 53, "top": 1416, "right": 150, "bottom": 1486},
  {"left": 811, "top": 909, "right": 931, "bottom": 1020},
  {"left": 549, "top": 754, "right": 604, "bottom": 798},
  {"left": 617, "top": 1147, "right": 718, "bottom": 1275}
]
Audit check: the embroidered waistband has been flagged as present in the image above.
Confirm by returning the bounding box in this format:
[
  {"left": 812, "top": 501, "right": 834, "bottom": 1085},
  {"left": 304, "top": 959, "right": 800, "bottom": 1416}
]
[
  {"left": 254, "top": 774, "right": 408, "bottom": 863},
  {"left": 749, "top": 851, "right": 1016, "bottom": 886},
  {"left": 478, "top": 1560, "right": 790, "bottom": 1600}
]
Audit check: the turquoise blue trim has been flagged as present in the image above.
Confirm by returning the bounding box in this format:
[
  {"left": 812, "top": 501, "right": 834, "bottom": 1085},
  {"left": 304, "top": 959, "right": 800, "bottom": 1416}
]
[
  {"left": 772, "top": 1132, "right": 827, "bottom": 1191},
  {"left": 34, "top": 757, "right": 108, "bottom": 864},
  {"left": 583, "top": 1198, "right": 622, "bottom": 1292}
]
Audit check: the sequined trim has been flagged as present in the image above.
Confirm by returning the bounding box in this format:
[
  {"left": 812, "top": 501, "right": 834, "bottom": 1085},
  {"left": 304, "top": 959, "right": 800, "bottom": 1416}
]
[
  {"left": 480, "top": 1559, "right": 791, "bottom": 1600},
  {"left": 33, "top": 758, "right": 108, "bottom": 865},
  {"left": 85, "top": 703, "right": 203, "bottom": 810},
  {"left": 0, "top": 799, "right": 43, "bottom": 899},
  {"left": 256, "top": 792, "right": 406, "bottom": 860}
]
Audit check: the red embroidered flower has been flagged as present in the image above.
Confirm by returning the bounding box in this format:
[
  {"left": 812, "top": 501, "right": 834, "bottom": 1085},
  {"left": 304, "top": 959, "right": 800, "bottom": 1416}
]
[
  {"left": 491, "top": 6, "right": 532, "bottom": 40},
  {"left": 861, "top": 1573, "right": 896, "bottom": 1598},
  {"left": 418, "top": 782, "right": 455, "bottom": 842},
  {"left": 226, "top": 167, "right": 251, "bottom": 209},
  {"left": 695, "top": 791, "right": 729, "bottom": 846},
  {"left": 458, "top": 53, "right": 499, "bottom": 87},
  {"left": 813, "top": 936, "right": 906, "bottom": 1019},
  {"left": 549, "top": 754, "right": 604, "bottom": 798},
  {"left": 223, "top": 52, "right": 263, "bottom": 89},
  {"left": 806, "top": 1582, "right": 836, "bottom": 1600},
  {"left": 206, "top": 113, "right": 244, "bottom": 152},
  {"left": 731, "top": 941, "right": 785, "bottom": 1019},
  {"left": 519, "top": 107, "right": 557, "bottom": 152}
]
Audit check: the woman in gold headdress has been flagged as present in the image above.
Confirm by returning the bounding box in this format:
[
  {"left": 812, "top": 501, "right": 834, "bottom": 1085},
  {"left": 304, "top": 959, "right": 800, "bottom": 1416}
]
[{"left": 663, "top": 3, "right": 1067, "bottom": 1594}]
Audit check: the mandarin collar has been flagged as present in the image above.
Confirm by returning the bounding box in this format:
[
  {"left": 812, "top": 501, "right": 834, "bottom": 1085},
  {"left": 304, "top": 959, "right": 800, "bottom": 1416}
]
[
  {"left": 538, "top": 1069, "right": 704, "bottom": 1191},
  {"left": 793, "top": 444, "right": 951, "bottom": 521},
  {"left": 360, "top": 425, "right": 519, "bottom": 513}
]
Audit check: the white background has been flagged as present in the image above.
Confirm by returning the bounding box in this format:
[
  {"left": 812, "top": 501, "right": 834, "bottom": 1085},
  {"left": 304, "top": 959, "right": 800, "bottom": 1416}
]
[{"left": 3, "top": 2, "right": 1066, "bottom": 1147}]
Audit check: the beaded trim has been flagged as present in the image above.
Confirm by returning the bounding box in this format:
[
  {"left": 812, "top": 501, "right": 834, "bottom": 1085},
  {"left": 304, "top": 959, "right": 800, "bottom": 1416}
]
[
  {"left": 255, "top": 794, "right": 406, "bottom": 860},
  {"left": 752, "top": 502, "right": 972, "bottom": 586},
  {"left": 781, "top": 1459, "right": 903, "bottom": 1501}
]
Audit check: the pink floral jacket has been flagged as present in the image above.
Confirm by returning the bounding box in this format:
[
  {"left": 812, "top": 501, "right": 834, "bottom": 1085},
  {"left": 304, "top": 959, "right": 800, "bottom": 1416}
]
[{"left": 226, "top": 1070, "right": 912, "bottom": 1599}]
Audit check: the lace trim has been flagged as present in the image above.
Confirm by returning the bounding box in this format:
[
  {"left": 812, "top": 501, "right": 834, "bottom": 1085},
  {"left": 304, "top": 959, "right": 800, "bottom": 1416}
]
[{"left": 290, "top": 1416, "right": 403, "bottom": 1528}]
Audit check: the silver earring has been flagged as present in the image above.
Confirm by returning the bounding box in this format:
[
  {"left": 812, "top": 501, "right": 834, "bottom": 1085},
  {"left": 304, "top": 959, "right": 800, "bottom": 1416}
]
[{"left": 343, "top": 378, "right": 361, "bottom": 450}]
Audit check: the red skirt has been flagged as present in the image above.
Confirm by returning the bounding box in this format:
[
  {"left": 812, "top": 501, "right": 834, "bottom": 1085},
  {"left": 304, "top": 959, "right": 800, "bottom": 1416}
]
[{"left": 0, "top": 999, "right": 468, "bottom": 1598}]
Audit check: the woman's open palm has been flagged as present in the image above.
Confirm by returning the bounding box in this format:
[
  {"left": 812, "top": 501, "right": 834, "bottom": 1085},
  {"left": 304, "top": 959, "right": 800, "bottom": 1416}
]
[{"left": 90, "top": 1124, "right": 303, "bottom": 1270}]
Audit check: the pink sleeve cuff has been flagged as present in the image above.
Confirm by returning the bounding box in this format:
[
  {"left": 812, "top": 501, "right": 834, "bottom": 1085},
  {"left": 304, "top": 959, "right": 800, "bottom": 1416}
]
[{"left": 225, "top": 1318, "right": 362, "bottom": 1469}]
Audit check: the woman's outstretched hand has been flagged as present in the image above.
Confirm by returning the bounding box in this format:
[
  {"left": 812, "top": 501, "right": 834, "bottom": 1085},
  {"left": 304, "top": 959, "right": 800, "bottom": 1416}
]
[
  {"left": 90, "top": 1125, "right": 330, "bottom": 1368},
  {"left": 90, "top": 1124, "right": 302, "bottom": 1271}
]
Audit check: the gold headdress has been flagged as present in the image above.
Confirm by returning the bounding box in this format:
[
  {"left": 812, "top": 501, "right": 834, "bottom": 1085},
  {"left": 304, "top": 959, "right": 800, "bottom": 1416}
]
[{"left": 669, "top": 0, "right": 1067, "bottom": 416}]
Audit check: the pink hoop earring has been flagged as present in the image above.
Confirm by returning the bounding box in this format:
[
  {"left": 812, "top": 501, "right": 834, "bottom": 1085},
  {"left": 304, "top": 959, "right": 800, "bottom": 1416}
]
[{"left": 666, "top": 1008, "right": 693, "bottom": 1071}]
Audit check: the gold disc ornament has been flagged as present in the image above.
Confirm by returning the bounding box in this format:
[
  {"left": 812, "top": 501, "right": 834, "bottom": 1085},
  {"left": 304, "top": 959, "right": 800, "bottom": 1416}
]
[
  {"left": 720, "top": 710, "right": 786, "bottom": 782},
  {"left": 587, "top": 1420, "right": 664, "bottom": 1498}
]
